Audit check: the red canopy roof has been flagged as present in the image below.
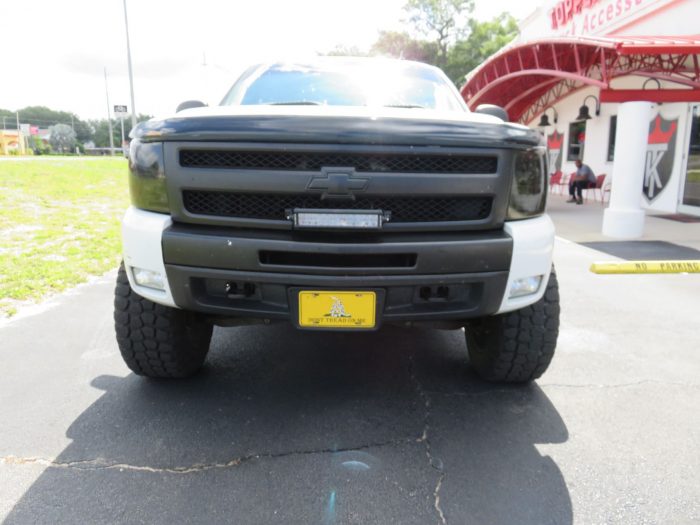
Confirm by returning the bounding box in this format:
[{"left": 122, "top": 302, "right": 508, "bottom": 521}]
[{"left": 460, "top": 35, "right": 700, "bottom": 124}]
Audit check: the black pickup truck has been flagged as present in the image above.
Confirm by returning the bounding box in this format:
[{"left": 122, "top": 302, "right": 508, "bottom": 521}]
[{"left": 115, "top": 57, "right": 559, "bottom": 382}]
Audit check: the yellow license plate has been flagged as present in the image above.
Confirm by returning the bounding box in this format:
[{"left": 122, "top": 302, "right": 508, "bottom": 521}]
[{"left": 298, "top": 291, "right": 376, "bottom": 329}]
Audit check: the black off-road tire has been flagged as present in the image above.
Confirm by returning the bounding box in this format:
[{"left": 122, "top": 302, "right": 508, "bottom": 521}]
[
  {"left": 114, "top": 264, "right": 213, "bottom": 378},
  {"left": 465, "top": 269, "right": 560, "bottom": 383}
]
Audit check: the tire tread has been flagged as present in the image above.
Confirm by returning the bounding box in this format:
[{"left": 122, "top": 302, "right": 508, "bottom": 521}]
[
  {"left": 113, "top": 264, "right": 212, "bottom": 378},
  {"left": 466, "top": 269, "right": 560, "bottom": 383}
]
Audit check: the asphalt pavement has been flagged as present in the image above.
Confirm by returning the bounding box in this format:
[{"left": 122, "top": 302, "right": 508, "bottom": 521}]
[{"left": 1, "top": 238, "right": 699, "bottom": 525}]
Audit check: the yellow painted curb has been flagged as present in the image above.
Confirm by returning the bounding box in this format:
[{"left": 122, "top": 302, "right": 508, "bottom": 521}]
[{"left": 590, "top": 261, "right": 700, "bottom": 274}]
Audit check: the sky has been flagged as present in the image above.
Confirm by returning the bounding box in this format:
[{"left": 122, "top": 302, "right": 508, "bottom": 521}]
[{"left": 0, "top": 0, "right": 538, "bottom": 122}]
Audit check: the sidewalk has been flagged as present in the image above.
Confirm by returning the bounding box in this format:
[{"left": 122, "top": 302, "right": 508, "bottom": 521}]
[{"left": 547, "top": 191, "right": 700, "bottom": 251}]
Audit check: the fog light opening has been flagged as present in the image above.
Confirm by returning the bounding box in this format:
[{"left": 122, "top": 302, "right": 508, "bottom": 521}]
[
  {"left": 225, "top": 281, "right": 256, "bottom": 299},
  {"left": 132, "top": 267, "right": 166, "bottom": 291},
  {"left": 509, "top": 275, "right": 543, "bottom": 299}
]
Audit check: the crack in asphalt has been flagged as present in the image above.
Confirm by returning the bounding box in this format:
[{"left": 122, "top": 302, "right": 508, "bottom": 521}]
[
  {"left": 1, "top": 455, "right": 242, "bottom": 474},
  {"left": 408, "top": 352, "right": 447, "bottom": 525},
  {"left": 0, "top": 438, "right": 414, "bottom": 475}
]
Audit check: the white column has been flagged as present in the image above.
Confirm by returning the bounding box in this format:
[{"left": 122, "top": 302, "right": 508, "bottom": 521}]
[{"left": 602, "top": 101, "right": 652, "bottom": 238}]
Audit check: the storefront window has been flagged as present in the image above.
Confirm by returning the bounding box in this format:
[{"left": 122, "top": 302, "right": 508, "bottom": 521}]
[
  {"left": 682, "top": 106, "right": 700, "bottom": 207},
  {"left": 607, "top": 116, "right": 617, "bottom": 162},
  {"left": 567, "top": 120, "right": 586, "bottom": 161}
]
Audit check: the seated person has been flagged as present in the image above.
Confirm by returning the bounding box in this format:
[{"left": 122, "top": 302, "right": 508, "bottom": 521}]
[{"left": 568, "top": 160, "right": 596, "bottom": 204}]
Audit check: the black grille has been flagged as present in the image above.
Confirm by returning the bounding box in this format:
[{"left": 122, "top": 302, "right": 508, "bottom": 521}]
[
  {"left": 179, "top": 150, "right": 497, "bottom": 174},
  {"left": 183, "top": 191, "right": 492, "bottom": 223},
  {"left": 260, "top": 251, "right": 417, "bottom": 268}
]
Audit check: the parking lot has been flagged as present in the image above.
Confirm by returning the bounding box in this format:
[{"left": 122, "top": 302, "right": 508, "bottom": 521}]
[
  {"left": 3, "top": 0, "right": 700, "bottom": 521},
  {"left": 1, "top": 199, "right": 699, "bottom": 524}
]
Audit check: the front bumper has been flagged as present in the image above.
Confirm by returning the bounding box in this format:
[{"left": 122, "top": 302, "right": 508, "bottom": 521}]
[
  {"left": 121, "top": 207, "right": 555, "bottom": 325},
  {"left": 164, "top": 265, "right": 509, "bottom": 326}
]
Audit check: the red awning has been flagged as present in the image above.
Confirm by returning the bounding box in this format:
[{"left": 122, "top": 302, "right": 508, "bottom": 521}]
[{"left": 460, "top": 35, "right": 700, "bottom": 124}]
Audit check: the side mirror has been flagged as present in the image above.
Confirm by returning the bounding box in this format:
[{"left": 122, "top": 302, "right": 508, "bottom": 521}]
[
  {"left": 475, "top": 104, "right": 509, "bottom": 122},
  {"left": 176, "top": 100, "right": 207, "bottom": 113}
]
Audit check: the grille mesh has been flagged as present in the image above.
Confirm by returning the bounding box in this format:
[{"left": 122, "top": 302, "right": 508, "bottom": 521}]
[
  {"left": 179, "top": 150, "right": 497, "bottom": 174},
  {"left": 183, "top": 191, "right": 491, "bottom": 223}
]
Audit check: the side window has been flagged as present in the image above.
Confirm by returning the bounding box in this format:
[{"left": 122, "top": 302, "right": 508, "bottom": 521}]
[
  {"left": 567, "top": 120, "right": 586, "bottom": 161},
  {"left": 607, "top": 116, "right": 617, "bottom": 162}
]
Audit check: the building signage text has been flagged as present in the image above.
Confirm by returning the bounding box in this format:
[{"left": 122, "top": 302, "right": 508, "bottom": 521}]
[{"left": 550, "top": 0, "right": 648, "bottom": 34}]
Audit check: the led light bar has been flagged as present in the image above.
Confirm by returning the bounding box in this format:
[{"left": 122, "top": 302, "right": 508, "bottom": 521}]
[{"left": 292, "top": 209, "right": 386, "bottom": 230}]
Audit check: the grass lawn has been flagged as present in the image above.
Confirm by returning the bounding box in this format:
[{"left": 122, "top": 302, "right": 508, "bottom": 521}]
[{"left": 0, "top": 157, "right": 129, "bottom": 317}]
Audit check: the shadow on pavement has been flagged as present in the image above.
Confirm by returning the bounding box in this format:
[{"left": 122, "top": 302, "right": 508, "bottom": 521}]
[{"left": 6, "top": 324, "right": 572, "bottom": 525}]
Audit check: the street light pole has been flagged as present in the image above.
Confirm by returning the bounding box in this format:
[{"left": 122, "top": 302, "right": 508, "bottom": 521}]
[{"left": 123, "top": 0, "right": 137, "bottom": 131}]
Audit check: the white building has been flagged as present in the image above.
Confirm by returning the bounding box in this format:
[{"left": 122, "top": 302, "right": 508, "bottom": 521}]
[{"left": 462, "top": 0, "right": 700, "bottom": 237}]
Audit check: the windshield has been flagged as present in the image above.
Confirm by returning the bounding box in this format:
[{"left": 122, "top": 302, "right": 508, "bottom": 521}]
[{"left": 221, "top": 60, "right": 466, "bottom": 112}]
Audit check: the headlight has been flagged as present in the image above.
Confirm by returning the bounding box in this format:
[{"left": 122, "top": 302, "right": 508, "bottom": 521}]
[
  {"left": 506, "top": 148, "right": 547, "bottom": 220},
  {"left": 128, "top": 139, "right": 169, "bottom": 213}
]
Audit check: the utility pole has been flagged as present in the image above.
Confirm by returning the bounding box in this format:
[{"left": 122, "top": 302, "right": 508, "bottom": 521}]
[
  {"left": 15, "top": 111, "right": 29, "bottom": 153},
  {"left": 104, "top": 68, "right": 115, "bottom": 156},
  {"left": 123, "top": 0, "right": 137, "bottom": 130},
  {"left": 16, "top": 112, "right": 23, "bottom": 154}
]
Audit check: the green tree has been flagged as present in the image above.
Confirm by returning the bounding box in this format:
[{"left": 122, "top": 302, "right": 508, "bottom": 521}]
[
  {"left": 89, "top": 119, "right": 114, "bottom": 148},
  {"left": 403, "top": 0, "right": 474, "bottom": 67},
  {"left": 13, "top": 106, "right": 92, "bottom": 143},
  {"left": 327, "top": 4, "right": 516, "bottom": 89},
  {"left": 370, "top": 31, "right": 439, "bottom": 63},
  {"left": 444, "top": 13, "right": 518, "bottom": 86},
  {"left": 49, "top": 124, "right": 77, "bottom": 153},
  {"left": 89, "top": 114, "right": 152, "bottom": 147},
  {"left": 29, "top": 136, "right": 51, "bottom": 155},
  {"left": 324, "top": 45, "right": 369, "bottom": 57},
  {"left": 72, "top": 120, "right": 93, "bottom": 143},
  {"left": 0, "top": 108, "right": 14, "bottom": 128}
]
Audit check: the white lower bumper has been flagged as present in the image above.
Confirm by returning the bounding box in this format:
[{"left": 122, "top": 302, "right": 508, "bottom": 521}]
[
  {"left": 122, "top": 206, "right": 178, "bottom": 308},
  {"left": 497, "top": 215, "right": 555, "bottom": 314}
]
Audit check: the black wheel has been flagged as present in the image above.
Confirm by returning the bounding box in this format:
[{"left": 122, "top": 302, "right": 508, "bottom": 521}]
[
  {"left": 114, "top": 263, "right": 213, "bottom": 378},
  {"left": 465, "top": 269, "right": 560, "bottom": 383}
]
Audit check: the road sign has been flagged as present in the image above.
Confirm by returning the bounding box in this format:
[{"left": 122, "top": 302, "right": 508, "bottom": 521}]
[{"left": 114, "top": 105, "right": 128, "bottom": 114}]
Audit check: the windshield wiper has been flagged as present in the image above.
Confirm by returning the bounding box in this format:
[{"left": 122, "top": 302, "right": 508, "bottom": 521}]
[
  {"left": 269, "top": 101, "right": 321, "bottom": 106},
  {"left": 384, "top": 104, "right": 425, "bottom": 109}
]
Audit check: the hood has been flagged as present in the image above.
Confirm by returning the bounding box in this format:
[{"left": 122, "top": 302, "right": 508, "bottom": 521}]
[{"left": 132, "top": 105, "right": 541, "bottom": 149}]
